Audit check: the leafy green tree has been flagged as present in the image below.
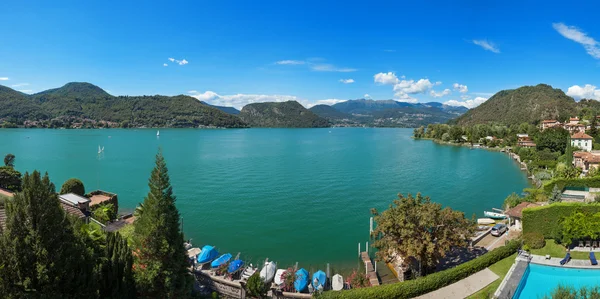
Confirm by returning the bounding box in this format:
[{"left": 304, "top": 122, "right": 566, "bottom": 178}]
[
  {"left": 503, "top": 192, "right": 524, "bottom": 209},
  {"left": 0, "top": 166, "right": 22, "bottom": 192},
  {"left": 59, "top": 178, "right": 85, "bottom": 196},
  {"left": 3, "top": 154, "right": 15, "bottom": 167},
  {"left": 449, "top": 126, "right": 463, "bottom": 142},
  {"left": 549, "top": 185, "right": 562, "bottom": 203},
  {"left": 93, "top": 202, "right": 116, "bottom": 224},
  {"left": 246, "top": 272, "right": 269, "bottom": 298},
  {"left": 590, "top": 116, "right": 598, "bottom": 137},
  {"left": 536, "top": 127, "right": 569, "bottom": 154},
  {"left": 371, "top": 193, "right": 475, "bottom": 276},
  {"left": 132, "top": 150, "right": 192, "bottom": 298},
  {"left": 98, "top": 232, "right": 136, "bottom": 299},
  {"left": 0, "top": 171, "right": 96, "bottom": 297},
  {"left": 558, "top": 212, "right": 600, "bottom": 245},
  {"left": 413, "top": 126, "right": 425, "bottom": 138}
]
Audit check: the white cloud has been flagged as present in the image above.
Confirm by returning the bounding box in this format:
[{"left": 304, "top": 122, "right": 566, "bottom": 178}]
[
  {"left": 308, "top": 99, "right": 347, "bottom": 107},
  {"left": 168, "top": 58, "right": 175, "bottom": 62},
  {"left": 0, "top": 77, "right": 8, "bottom": 81},
  {"left": 435, "top": 81, "right": 442, "bottom": 86},
  {"left": 393, "top": 79, "right": 433, "bottom": 94},
  {"left": 167, "top": 57, "right": 188, "bottom": 65},
  {"left": 553, "top": 23, "right": 600, "bottom": 59},
  {"left": 188, "top": 90, "right": 349, "bottom": 109},
  {"left": 17, "top": 89, "right": 33, "bottom": 94},
  {"left": 374, "top": 72, "right": 400, "bottom": 85},
  {"left": 472, "top": 40, "right": 500, "bottom": 53},
  {"left": 310, "top": 64, "right": 356, "bottom": 72},
  {"left": 566, "top": 84, "right": 600, "bottom": 100},
  {"left": 163, "top": 63, "right": 168, "bottom": 67},
  {"left": 453, "top": 83, "right": 468, "bottom": 93},
  {"left": 394, "top": 91, "right": 418, "bottom": 103},
  {"left": 444, "top": 96, "right": 488, "bottom": 109},
  {"left": 461, "top": 95, "right": 471, "bottom": 100},
  {"left": 364, "top": 94, "right": 371, "bottom": 99},
  {"left": 276, "top": 60, "right": 305, "bottom": 65},
  {"left": 339, "top": 79, "right": 355, "bottom": 84},
  {"left": 429, "top": 88, "right": 452, "bottom": 98},
  {"left": 11, "top": 83, "right": 29, "bottom": 87}
]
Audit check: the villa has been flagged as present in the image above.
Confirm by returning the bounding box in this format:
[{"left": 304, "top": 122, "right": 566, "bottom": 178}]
[
  {"left": 86, "top": 190, "right": 119, "bottom": 213},
  {"left": 517, "top": 134, "right": 536, "bottom": 148},
  {"left": 540, "top": 120, "right": 561, "bottom": 130},
  {"left": 505, "top": 202, "right": 541, "bottom": 231},
  {"left": 1, "top": 191, "right": 88, "bottom": 229},
  {"left": 571, "top": 131, "right": 593, "bottom": 152},
  {"left": 59, "top": 193, "right": 91, "bottom": 212},
  {"left": 573, "top": 151, "right": 600, "bottom": 173}
]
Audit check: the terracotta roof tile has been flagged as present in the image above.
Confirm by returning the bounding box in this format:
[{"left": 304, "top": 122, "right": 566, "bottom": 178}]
[
  {"left": 572, "top": 131, "right": 593, "bottom": 139},
  {"left": 506, "top": 202, "right": 540, "bottom": 218}
]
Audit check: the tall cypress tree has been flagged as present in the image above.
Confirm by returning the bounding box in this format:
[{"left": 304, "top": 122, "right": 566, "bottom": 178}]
[
  {"left": 0, "top": 171, "right": 95, "bottom": 297},
  {"left": 133, "top": 150, "right": 192, "bottom": 298},
  {"left": 98, "top": 232, "right": 136, "bottom": 298}
]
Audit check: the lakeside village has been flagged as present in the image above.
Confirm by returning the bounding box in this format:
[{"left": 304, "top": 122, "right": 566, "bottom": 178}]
[{"left": 5, "top": 121, "right": 600, "bottom": 298}]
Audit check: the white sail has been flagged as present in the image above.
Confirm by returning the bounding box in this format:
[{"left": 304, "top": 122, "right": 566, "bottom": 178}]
[
  {"left": 157, "top": 130, "right": 160, "bottom": 136},
  {"left": 98, "top": 145, "right": 102, "bottom": 154}
]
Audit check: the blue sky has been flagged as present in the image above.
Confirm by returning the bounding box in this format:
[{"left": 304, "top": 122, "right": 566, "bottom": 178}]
[{"left": 1, "top": 0, "right": 600, "bottom": 109}]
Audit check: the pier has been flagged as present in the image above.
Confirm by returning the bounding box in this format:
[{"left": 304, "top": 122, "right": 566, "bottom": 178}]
[{"left": 361, "top": 251, "right": 380, "bottom": 286}]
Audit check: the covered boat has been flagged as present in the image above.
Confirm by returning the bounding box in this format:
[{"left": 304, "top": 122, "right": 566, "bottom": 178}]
[
  {"left": 228, "top": 259, "right": 244, "bottom": 274},
  {"left": 260, "top": 261, "right": 277, "bottom": 283},
  {"left": 294, "top": 268, "right": 309, "bottom": 292},
  {"left": 332, "top": 274, "right": 344, "bottom": 291},
  {"left": 484, "top": 211, "right": 507, "bottom": 219},
  {"left": 241, "top": 265, "right": 256, "bottom": 281},
  {"left": 477, "top": 218, "right": 495, "bottom": 225},
  {"left": 197, "top": 245, "right": 219, "bottom": 264},
  {"left": 274, "top": 269, "right": 287, "bottom": 286},
  {"left": 312, "top": 270, "right": 326, "bottom": 291},
  {"left": 211, "top": 253, "right": 232, "bottom": 268}
]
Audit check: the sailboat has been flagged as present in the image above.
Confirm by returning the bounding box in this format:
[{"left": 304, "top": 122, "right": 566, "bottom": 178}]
[
  {"left": 156, "top": 130, "right": 160, "bottom": 137},
  {"left": 98, "top": 145, "right": 104, "bottom": 154}
]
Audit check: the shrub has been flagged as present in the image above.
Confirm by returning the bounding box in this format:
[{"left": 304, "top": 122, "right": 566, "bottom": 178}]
[
  {"left": 543, "top": 177, "right": 600, "bottom": 193},
  {"left": 246, "top": 272, "right": 268, "bottom": 299},
  {"left": 92, "top": 203, "right": 116, "bottom": 224},
  {"left": 522, "top": 202, "right": 600, "bottom": 239},
  {"left": 523, "top": 232, "right": 545, "bottom": 249},
  {"left": 60, "top": 178, "right": 85, "bottom": 196},
  {"left": 319, "top": 240, "right": 520, "bottom": 299},
  {"left": 347, "top": 270, "right": 370, "bottom": 289}
]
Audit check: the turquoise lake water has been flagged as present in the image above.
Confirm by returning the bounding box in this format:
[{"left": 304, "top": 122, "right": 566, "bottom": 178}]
[
  {"left": 515, "top": 263, "right": 600, "bottom": 298},
  {"left": 0, "top": 128, "right": 528, "bottom": 270}
]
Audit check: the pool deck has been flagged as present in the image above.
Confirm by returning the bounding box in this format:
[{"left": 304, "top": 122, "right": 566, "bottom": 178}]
[
  {"left": 529, "top": 253, "right": 599, "bottom": 269},
  {"left": 494, "top": 258, "right": 528, "bottom": 299},
  {"left": 414, "top": 268, "right": 498, "bottom": 299}
]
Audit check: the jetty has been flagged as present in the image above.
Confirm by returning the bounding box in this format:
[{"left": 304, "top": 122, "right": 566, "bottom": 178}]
[{"left": 361, "top": 251, "right": 380, "bottom": 286}]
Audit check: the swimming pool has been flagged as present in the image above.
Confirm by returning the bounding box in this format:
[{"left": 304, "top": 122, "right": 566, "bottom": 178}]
[{"left": 515, "top": 263, "right": 600, "bottom": 298}]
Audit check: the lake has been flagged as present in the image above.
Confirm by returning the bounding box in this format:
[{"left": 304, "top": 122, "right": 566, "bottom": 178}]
[{"left": 0, "top": 128, "right": 529, "bottom": 270}]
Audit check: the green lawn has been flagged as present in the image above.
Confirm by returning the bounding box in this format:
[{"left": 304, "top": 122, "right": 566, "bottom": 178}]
[
  {"left": 466, "top": 253, "right": 517, "bottom": 299},
  {"left": 530, "top": 240, "right": 590, "bottom": 260}
]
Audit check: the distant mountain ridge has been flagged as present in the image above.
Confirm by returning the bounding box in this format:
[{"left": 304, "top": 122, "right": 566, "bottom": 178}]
[
  {"left": 199, "top": 101, "right": 240, "bottom": 115},
  {"left": 239, "top": 101, "right": 329, "bottom": 128}
]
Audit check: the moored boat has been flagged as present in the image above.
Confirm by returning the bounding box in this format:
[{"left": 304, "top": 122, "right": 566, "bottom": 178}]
[
  {"left": 484, "top": 211, "right": 507, "bottom": 219},
  {"left": 241, "top": 265, "right": 256, "bottom": 281},
  {"left": 211, "top": 253, "right": 232, "bottom": 268},
  {"left": 294, "top": 268, "right": 309, "bottom": 292},
  {"left": 274, "top": 269, "right": 287, "bottom": 286},
  {"left": 228, "top": 259, "right": 244, "bottom": 274},
  {"left": 260, "top": 261, "right": 277, "bottom": 283},
  {"left": 477, "top": 218, "right": 495, "bottom": 225},
  {"left": 332, "top": 274, "right": 344, "bottom": 291},
  {"left": 312, "top": 270, "right": 326, "bottom": 291},
  {"left": 197, "top": 245, "right": 219, "bottom": 265}
]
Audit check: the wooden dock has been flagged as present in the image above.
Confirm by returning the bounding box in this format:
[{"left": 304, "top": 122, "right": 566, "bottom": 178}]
[{"left": 361, "top": 252, "right": 380, "bottom": 286}]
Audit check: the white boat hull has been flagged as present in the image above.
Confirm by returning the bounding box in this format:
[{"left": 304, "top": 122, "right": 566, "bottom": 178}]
[
  {"left": 274, "top": 269, "right": 286, "bottom": 286},
  {"left": 260, "top": 261, "right": 277, "bottom": 283},
  {"left": 477, "top": 218, "right": 495, "bottom": 225},
  {"left": 484, "top": 211, "right": 507, "bottom": 219},
  {"left": 332, "top": 274, "right": 344, "bottom": 291}
]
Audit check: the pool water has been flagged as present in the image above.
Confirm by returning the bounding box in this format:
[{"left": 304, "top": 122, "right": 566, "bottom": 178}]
[{"left": 515, "top": 263, "right": 600, "bottom": 298}]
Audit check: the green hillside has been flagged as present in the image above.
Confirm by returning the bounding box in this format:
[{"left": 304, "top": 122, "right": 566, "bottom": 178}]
[
  {"left": 239, "top": 101, "right": 330, "bottom": 128},
  {"left": 454, "top": 84, "right": 577, "bottom": 125}
]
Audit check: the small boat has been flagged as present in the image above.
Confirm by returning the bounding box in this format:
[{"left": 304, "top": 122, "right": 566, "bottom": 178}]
[
  {"left": 157, "top": 130, "right": 160, "bottom": 136},
  {"left": 332, "top": 274, "right": 344, "bottom": 291},
  {"left": 294, "top": 268, "right": 309, "bottom": 292},
  {"left": 211, "top": 253, "right": 232, "bottom": 268},
  {"left": 260, "top": 261, "right": 277, "bottom": 283},
  {"left": 477, "top": 218, "right": 496, "bottom": 225},
  {"left": 228, "top": 259, "right": 244, "bottom": 274},
  {"left": 197, "top": 245, "right": 219, "bottom": 265},
  {"left": 241, "top": 265, "right": 256, "bottom": 281},
  {"left": 274, "top": 269, "right": 287, "bottom": 286},
  {"left": 484, "top": 211, "right": 507, "bottom": 219},
  {"left": 312, "top": 270, "right": 326, "bottom": 291},
  {"left": 477, "top": 225, "right": 491, "bottom": 231}
]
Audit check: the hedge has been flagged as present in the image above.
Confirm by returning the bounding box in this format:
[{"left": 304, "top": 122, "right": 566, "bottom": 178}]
[
  {"left": 543, "top": 177, "right": 600, "bottom": 193},
  {"left": 523, "top": 232, "right": 545, "bottom": 249},
  {"left": 522, "top": 202, "right": 600, "bottom": 238},
  {"left": 319, "top": 240, "right": 520, "bottom": 299}
]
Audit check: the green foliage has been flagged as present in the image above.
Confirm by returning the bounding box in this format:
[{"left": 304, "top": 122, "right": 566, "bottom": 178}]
[
  {"left": 522, "top": 202, "right": 600, "bottom": 239},
  {"left": 320, "top": 240, "right": 520, "bottom": 299},
  {"left": 413, "top": 126, "right": 425, "bottom": 138},
  {"left": 239, "top": 101, "right": 329, "bottom": 128},
  {"left": 543, "top": 177, "right": 600, "bottom": 192},
  {"left": 246, "top": 272, "right": 269, "bottom": 299},
  {"left": 454, "top": 84, "right": 577, "bottom": 126},
  {"left": 93, "top": 202, "right": 116, "bottom": 224},
  {"left": 544, "top": 285, "right": 600, "bottom": 299},
  {"left": 132, "top": 150, "right": 192, "bottom": 298},
  {"left": 549, "top": 185, "right": 562, "bottom": 203},
  {"left": 523, "top": 232, "right": 545, "bottom": 249},
  {"left": 59, "top": 177, "right": 85, "bottom": 196},
  {"left": 279, "top": 268, "right": 296, "bottom": 292},
  {"left": 98, "top": 232, "right": 136, "bottom": 298},
  {"left": 503, "top": 192, "right": 526, "bottom": 209},
  {"left": 536, "top": 127, "right": 570, "bottom": 154},
  {"left": 0, "top": 166, "right": 22, "bottom": 192},
  {"left": 0, "top": 171, "right": 96, "bottom": 297},
  {"left": 371, "top": 193, "right": 475, "bottom": 276},
  {"left": 3, "top": 154, "right": 15, "bottom": 167},
  {"left": 558, "top": 212, "right": 600, "bottom": 245},
  {"left": 0, "top": 82, "right": 247, "bottom": 128}
]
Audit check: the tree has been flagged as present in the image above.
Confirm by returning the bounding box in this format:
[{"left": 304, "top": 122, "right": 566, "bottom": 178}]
[
  {"left": 549, "top": 185, "right": 562, "bottom": 203},
  {"left": 0, "top": 166, "right": 22, "bottom": 192},
  {"left": 0, "top": 171, "right": 95, "bottom": 297},
  {"left": 413, "top": 126, "right": 425, "bottom": 139},
  {"left": 98, "top": 232, "right": 136, "bottom": 299},
  {"left": 59, "top": 178, "right": 85, "bottom": 196},
  {"left": 93, "top": 202, "right": 116, "bottom": 224},
  {"left": 132, "top": 150, "right": 192, "bottom": 298},
  {"left": 590, "top": 115, "right": 598, "bottom": 137},
  {"left": 3, "top": 154, "right": 15, "bottom": 167},
  {"left": 246, "top": 272, "right": 269, "bottom": 299},
  {"left": 371, "top": 193, "right": 475, "bottom": 276},
  {"left": 536, "top": 127, "right": 569, "bottom": 154}
]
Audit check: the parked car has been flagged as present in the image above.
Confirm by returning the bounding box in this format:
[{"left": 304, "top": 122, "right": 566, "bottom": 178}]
[{"left": 491, "top": 223, "right": 507, "bottom": 237}]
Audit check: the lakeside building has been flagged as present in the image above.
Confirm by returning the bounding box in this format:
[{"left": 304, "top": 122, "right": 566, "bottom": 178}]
[
  {"left": 516, "top": 134, "right": 536, "bottom": 148},
  {"left": 569, "top": 117, "right": 580, "bottom": 125},
  {"left": 60, "top": 193, "right": 91, "bottom": 212},
  {"left": 540, "top": 120, "right": 561, "bottom": 130},
  {"left": 87, "top": 190, "right": 119, "bottom": 212},
  {"left": 571, "top": 131, "right": 593, "bottom": 152},
  {"left": 573, "top": 151, "right": 600, "bottom": 173},
  {"left": 505, "top": 202, "right": 541, "bottom": 231}
]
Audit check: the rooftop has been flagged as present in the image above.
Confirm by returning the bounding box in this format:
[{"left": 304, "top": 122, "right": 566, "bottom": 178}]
[
  {"left": 571, "top": 131, "right": 593, "bottom": 139},
  {"left": 542, "top": 120, "right": 558, "bottom": 123},
  {"left": 89, "top": 193, "right": 111, "bottom": 206},
  {"left": 0, "top": 188, "right": 14, "bottom": 198},
  {"left": 60, "top": 202, "right": 87, "bottom": 219},
  {"left": 59, "top": 193, "right": 91, "bottom": 206},
  {"left": 505, "top": 202, "right": 541, "bottom": 218}
]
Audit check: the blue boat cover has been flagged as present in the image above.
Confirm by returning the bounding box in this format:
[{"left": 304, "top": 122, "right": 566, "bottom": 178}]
[
  {"left": 294, "top": 268, "right": 309, "bottom": 292},
  {"left": 312, "top": 270, "right": 326, "bottom": 290},
  {"left": 228, "top": 259, "right": 244, "bottom": 273},
  {"left": 197, "top": 245, "right": 219, "bottom": 264},
  {"left": 211, "top": 253, "right": 232, "bottom": 268}
]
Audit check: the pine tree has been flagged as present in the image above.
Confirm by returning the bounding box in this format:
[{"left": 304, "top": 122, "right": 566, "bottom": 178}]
[
  {"left": 98, "top": 232, "right": 136, "bottom": 298},
  {"left": 133, "top": 150, "right": 192, "bottom": 298},
  {"left": 550, "top": 185, "right": 562, "bottom": 203},
  {"left": 0, "top": 171, "right": 95, "bottom": 297}
]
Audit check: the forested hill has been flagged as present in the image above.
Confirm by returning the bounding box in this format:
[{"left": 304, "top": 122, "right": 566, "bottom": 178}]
[
  {"left": 0, "top": 82, "right": 247, "bottom": 128},
  {"left": 453, "top": 84, "right": 578, "bottom": 125},
  {"left": 239, "top": 101, "right": 330, "bottom": 128}
]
